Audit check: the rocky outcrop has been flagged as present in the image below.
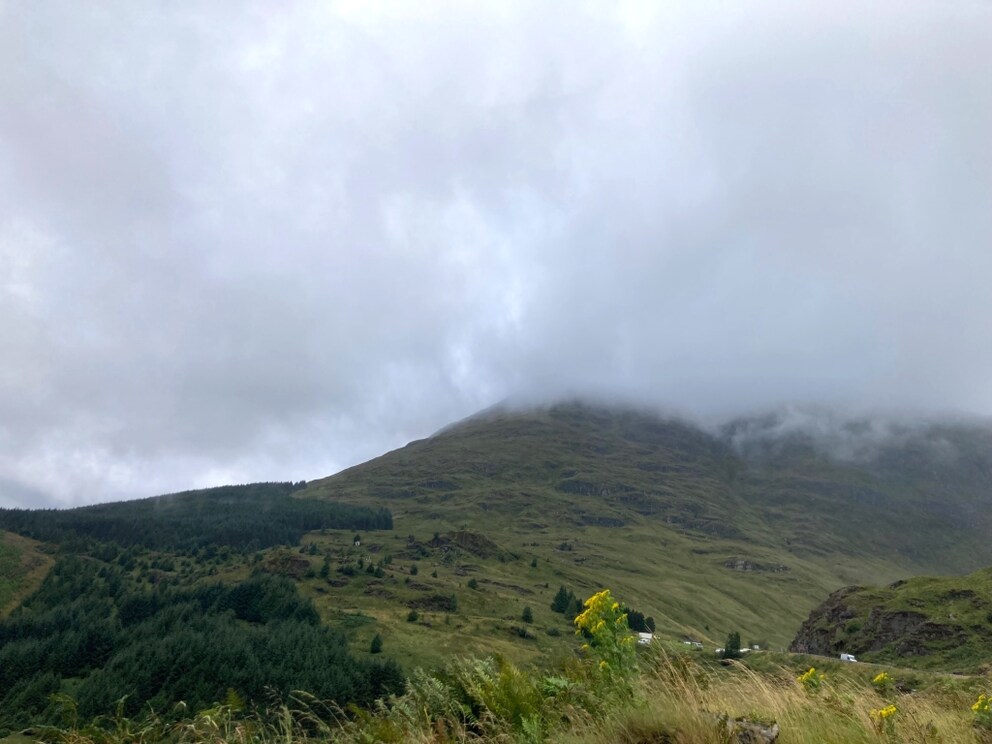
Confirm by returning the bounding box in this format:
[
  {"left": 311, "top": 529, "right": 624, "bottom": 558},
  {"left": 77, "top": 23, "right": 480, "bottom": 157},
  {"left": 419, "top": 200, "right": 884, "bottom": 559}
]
[
  {"left": 706, "top": 713, "right": 780, "bottom": 743},
  {"left": 723, "top": 557, "right": 789, "bottom": 572},
  {"left": 790, "top": 581, "right": 990, "bottom": 666},
  {"left": 789, "top": 586, "right": 863, "bottom": 655}
]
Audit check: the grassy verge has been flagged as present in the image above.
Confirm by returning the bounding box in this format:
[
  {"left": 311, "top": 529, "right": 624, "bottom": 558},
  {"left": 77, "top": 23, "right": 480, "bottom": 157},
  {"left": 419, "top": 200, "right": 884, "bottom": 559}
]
[{"left": 20, "top": 590, "right": 992, "bottom": 743}]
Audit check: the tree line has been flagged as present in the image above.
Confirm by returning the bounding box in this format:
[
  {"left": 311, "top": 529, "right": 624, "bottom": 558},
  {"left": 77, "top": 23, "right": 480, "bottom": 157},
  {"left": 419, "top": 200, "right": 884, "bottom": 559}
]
[{"left": 0, "top": 482, "right": 393, "bottom": 552}]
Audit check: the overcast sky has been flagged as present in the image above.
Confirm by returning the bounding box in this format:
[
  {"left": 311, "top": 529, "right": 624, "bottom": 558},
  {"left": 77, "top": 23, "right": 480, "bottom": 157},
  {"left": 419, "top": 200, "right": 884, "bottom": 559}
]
[{"left": 1, "top": 1, "right": 990, "bottom": 507}]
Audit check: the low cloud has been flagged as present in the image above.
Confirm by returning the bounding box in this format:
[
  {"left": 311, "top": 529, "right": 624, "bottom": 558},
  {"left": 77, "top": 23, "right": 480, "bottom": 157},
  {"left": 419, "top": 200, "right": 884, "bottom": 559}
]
[{"left": 1, "top": 1, "right": 989, "bottom": 506}]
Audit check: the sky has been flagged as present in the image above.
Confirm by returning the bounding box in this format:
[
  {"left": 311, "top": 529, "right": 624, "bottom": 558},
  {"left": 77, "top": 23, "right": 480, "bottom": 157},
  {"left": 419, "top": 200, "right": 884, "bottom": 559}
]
[{"left": 1, "top": 1, "right": 990, "bottom": 507}]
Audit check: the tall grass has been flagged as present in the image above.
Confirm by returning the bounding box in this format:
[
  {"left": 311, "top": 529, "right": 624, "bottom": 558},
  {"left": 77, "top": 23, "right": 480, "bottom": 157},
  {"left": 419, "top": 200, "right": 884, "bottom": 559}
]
[
  {"left": 31, "top": 651, "right": 990, "bottom": 743},
  {"left": 568, "top": 650, "right": 986, "bottom": 744},
  {"left": 23, "top": 587, "right": 992, "bottom": 744}
]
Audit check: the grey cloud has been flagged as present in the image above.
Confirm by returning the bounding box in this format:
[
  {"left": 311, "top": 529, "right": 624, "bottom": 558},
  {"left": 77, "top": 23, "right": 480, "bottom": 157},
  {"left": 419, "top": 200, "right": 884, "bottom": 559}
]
[{"left": 0, "top": 0, "right": 989, "bottom": 506}]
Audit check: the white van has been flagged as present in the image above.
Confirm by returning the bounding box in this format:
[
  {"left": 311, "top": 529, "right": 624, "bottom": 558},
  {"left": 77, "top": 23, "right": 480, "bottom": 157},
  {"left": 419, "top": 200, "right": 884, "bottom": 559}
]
[{"left": 839, "top": 653, "right": 858, "bottom": 662}]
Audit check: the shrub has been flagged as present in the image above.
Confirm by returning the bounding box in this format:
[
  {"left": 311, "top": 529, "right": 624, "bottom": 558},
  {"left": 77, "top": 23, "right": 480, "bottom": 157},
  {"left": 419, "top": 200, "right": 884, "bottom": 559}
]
[
  {"left": 574, "top": 589, "right": 637, "bottom": 693},
  {"left": 522, "top": 606, "right": 533, "bottom": 623},
  {"left": 870, "top": 704, "right": 898, "bottom": 735},
  {"left": 406, "top": 609, "right": 419, "bottom": 622},
  {"left": 872, "top": 671, "right": 894, "bottom": 695},
  {"left": 973, "top": 693, "right": 992, "bottom": 730},
  {"left": 467, "top": 578, "right": 478, "bottom": 590},
  {"left": 797, "top": 667, "right": 825, "bottom": 694}
]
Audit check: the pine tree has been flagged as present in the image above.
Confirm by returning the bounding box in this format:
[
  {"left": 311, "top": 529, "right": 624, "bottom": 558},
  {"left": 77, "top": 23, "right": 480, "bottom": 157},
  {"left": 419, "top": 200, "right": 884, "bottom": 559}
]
[
  {"left": 370, "top": 634, "right": 383, "bottom": 654},
  {"left": 522, "top": 606, "right": 533, "bottom": 623},
  {"left": 551, "top": 585, "right": 570, "bottom": 613},
  {"left": 722, "top": 631, "right": 742, "bottom": 659}
]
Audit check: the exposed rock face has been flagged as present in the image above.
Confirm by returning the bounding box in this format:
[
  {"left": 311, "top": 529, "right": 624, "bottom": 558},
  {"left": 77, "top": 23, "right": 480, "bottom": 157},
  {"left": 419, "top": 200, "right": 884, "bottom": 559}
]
[
  {"left": 428, "top": 530, "right": 515, "bottom": 561},
  {"left": 789, "top": 586, "right": 862, "bottom": 655},
  {"left": 707, "top": 713, "right": 780, "bottom": 743},
  {"left": 723, "top": 557, "right": 789, "bottom": 572},
  {"left": 790, "top": 585, "right": 979, "bottom": 659}
]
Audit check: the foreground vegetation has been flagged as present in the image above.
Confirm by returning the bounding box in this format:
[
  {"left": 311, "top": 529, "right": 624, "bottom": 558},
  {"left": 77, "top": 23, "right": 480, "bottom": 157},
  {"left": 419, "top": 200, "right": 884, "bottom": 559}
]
[
  {"left": 15, "top": 590, "right": 992, "bottom": 744},
  {"left": 0, "top": 557, "right": 403, "bottom": 734}
]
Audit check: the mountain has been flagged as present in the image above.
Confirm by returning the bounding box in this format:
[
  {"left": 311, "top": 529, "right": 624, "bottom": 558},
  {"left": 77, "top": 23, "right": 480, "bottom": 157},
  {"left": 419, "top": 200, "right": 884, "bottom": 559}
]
[
  {"left": 789, "top": 566, "right": 992, "bottom": 672},
  {"left": 299, "top": 401, "right": 992, "bottom": 657},
  {"left": 2, "top": 400, "right": 991, "bottom": 731}
]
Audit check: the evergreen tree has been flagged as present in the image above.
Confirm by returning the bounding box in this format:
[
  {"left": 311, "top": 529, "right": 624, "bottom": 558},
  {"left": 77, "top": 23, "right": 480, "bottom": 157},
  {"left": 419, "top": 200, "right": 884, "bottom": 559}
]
[
  {"left": 551, "top": 585, "right": 570, "bottom": 613},
  {"left": 522, "top": 606, "right": 533, "bottom": 623},
  {"left": 722, "top": 631, "right": 742, "bottom": 659},
  {"left": 370, "top": 634, "right": 383, "bottom": 654}
]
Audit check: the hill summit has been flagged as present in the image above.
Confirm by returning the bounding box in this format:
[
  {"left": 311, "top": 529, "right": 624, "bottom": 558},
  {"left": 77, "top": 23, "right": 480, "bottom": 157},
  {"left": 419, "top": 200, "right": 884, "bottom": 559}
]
[{"left": 300, "top": 401, "right": 992, "bottom": 649}]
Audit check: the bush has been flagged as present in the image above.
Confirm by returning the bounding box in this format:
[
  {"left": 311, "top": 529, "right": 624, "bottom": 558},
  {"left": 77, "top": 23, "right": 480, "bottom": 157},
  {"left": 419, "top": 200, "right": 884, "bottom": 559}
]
[
  {"left": 467, "top": 578, "right": 478, "bottom": 590},
  {"left": 406, "top": 609, "right": 419, "bottom": 623},
  {"left": 973, "top": 694, "right": 992, "bottom": 730},
  {"left": 574, "top": 589, "right": 637, "bottom": 694},
  {"left": 871, "top": 671, "right": 894, "bottom": 695},
  {"left": 522, "top": 606, "right": 533, "bottom": 623},
  {"left": 797, "top": 667, "right": 825, "bottom": 694}
]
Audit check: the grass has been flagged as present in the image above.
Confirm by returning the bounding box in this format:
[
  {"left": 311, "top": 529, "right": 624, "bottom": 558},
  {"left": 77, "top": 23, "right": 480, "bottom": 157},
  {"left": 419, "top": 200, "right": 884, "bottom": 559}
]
[
  {"left": 295, "top": 402, "right": 992, "bottom": 669},
  {"left": 25, "top": 646, "right": 992, "bottom": 743},
  {"left": 0, "top": 531, "right": 53, "bottom": 618},
  {"left": 565, "top": 651, "right": 986, "bottom": 744}
]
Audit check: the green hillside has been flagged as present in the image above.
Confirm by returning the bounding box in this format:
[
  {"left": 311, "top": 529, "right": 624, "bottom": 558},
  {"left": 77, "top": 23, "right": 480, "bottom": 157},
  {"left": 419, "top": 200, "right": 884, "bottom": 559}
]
[
  {"left": 2, "top": 401, "right": 991, "bottom": 734},
  {"left": 0, "top": 531, "right": 53, "bottom": 618},
  {"left": 0, "top": 485, "right": 401, "bottom": 734},
  {"left": 300, "top": 402, "right": 992, "bottom": 662},
  {"left": 790, "top": 566, "right": 992, "bottom": 672}
]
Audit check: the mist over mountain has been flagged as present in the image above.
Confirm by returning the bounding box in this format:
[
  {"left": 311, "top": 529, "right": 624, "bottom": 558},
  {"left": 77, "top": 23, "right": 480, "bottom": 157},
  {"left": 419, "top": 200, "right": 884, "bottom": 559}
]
[{"left": 2, "top": 0, "right": 990, "bottom": 507}]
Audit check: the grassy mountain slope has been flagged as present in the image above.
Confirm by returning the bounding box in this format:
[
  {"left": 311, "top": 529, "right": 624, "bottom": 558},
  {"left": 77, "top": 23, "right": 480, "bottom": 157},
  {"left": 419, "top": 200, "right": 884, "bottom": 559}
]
[
  {"left": 2, "top": 400, "right": 990, "bottom": 720},
  {"left": 300, "top": 402, "right": 992, "bottom": 663},
  {"left": 790, "top": 566, "right": 992, "bottom": 672},
  {"left": 0, "top": 531, "right": 52, "bottom": 618}
]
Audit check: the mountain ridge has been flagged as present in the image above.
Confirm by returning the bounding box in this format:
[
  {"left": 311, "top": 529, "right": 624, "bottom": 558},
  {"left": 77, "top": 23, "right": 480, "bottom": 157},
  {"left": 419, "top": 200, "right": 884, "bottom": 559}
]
[{"left": 299, "top": 400, "right": 992, "bottom": 655}]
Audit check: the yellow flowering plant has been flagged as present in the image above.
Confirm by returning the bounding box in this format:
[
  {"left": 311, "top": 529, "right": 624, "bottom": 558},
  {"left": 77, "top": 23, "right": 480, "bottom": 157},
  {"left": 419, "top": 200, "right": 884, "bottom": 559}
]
[
  {"left": 573, "top": 589, "right": 637, "bottom": 688},
  {"left": 870, "top": 704, "right": 898, "bottom": 735},
  {"left": 973, "top": 693, "right": 992, "bottom": 730},
  {"left": 871, "top": 671, "right": 895, "bottom": 695},
  {"left": 797, "top": 667, "right": 825, "bottom": 694}
]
